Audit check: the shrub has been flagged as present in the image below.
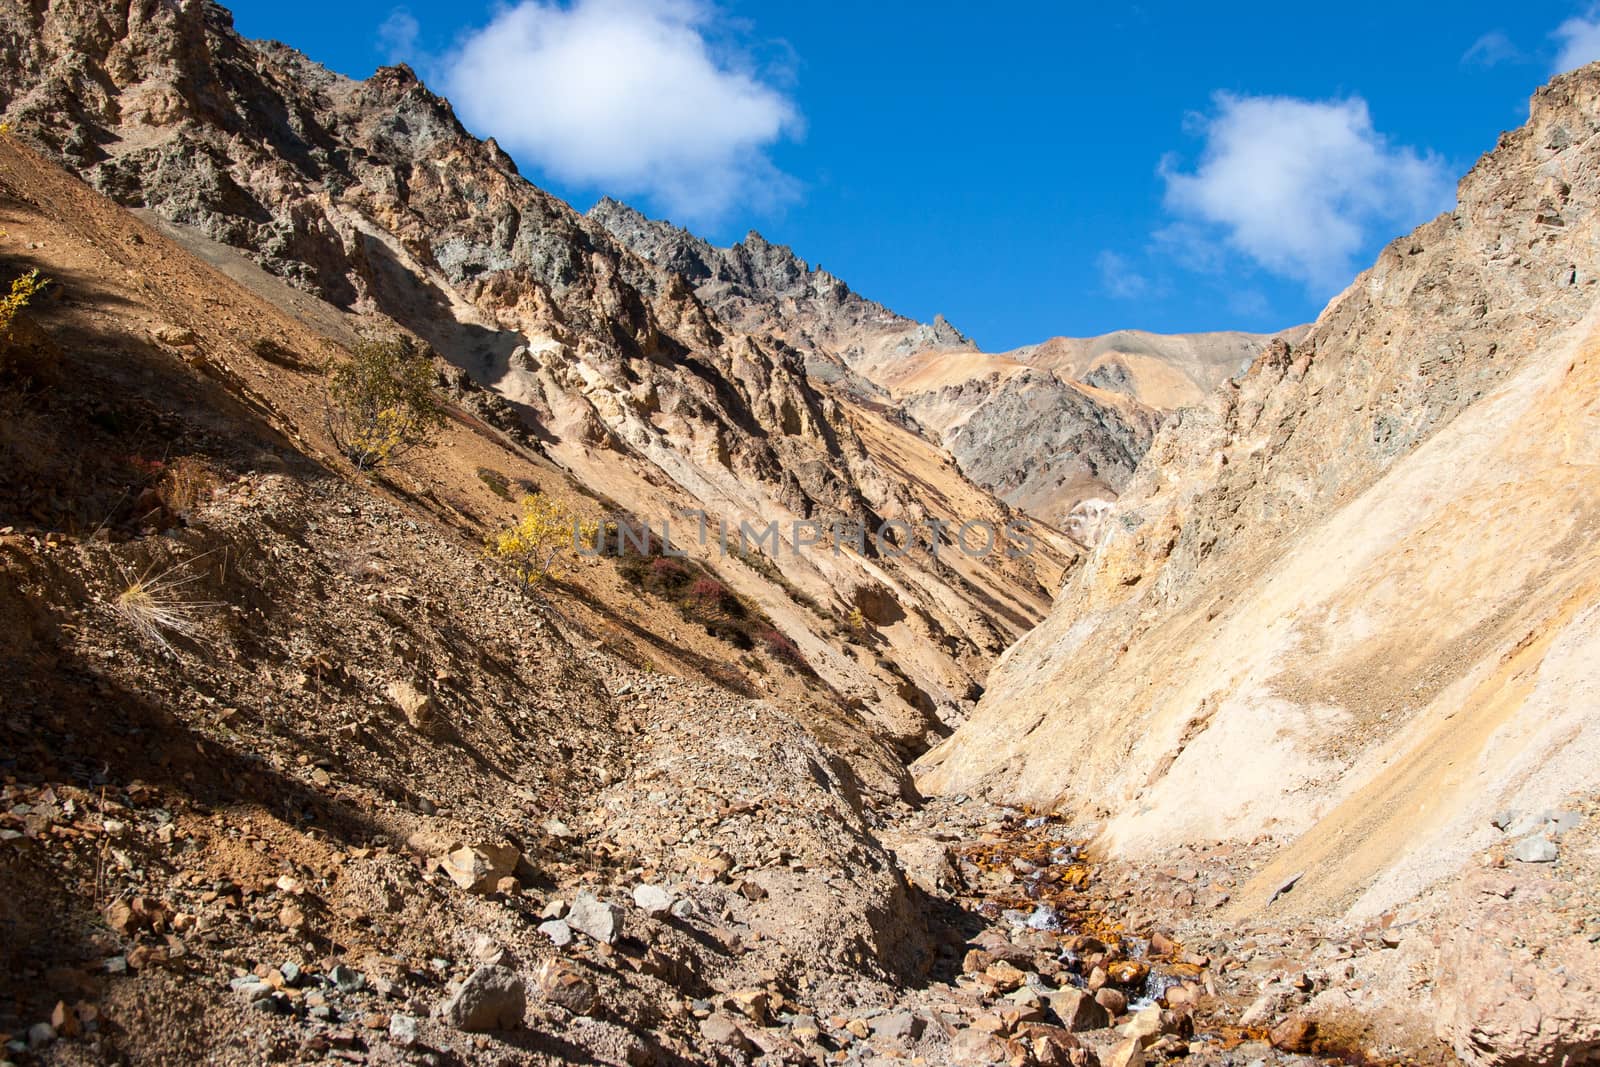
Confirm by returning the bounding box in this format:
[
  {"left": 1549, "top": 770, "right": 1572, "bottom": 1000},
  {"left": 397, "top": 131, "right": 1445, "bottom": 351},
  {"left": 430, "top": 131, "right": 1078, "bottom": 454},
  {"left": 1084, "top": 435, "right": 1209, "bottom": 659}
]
[
  {"left": 486, "top": 493, "right": 598, "bottom": 585},
  {"left": 157, "top": 456, "right": 221, "bottom": 516},
  {"left": 0, "top": 269, "right": 47, "bottom": 372},
  {"left": 324, "top": 337, "right": 445, "bottom": 471},
  {"left": 757, "top": 627, "right": 805, "bottom": 666},
  {"left": 114, "top": 557, "right": 220, "bottom": 652},
  {"left": 476, "top": 467, "right": 513, "bottom": 500},
  {"left": 687, "top": 577, "right": 743, "bottom": 616}
]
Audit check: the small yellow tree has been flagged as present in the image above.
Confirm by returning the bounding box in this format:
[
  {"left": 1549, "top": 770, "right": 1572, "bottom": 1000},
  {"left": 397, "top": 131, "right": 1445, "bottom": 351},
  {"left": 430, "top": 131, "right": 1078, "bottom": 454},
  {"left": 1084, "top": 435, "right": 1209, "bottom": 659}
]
[
  {"left": 0, "top": 269, "right": 46, "bottom": 336},
  {"left": 325, "top": 337, "right": 445, "bottom": 471},
  {"left": 486, "top": 493, "right": 599, "bottom": 584}
]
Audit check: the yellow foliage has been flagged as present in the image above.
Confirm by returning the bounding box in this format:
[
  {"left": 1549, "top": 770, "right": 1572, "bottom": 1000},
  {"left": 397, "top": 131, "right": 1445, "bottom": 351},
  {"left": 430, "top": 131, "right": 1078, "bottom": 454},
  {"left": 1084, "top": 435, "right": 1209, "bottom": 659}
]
[
  {"left": 486, "top": 493, "right": 598, "bottom": 585},
  {"left": 847, "top": 607, "right": 870, "bottom": 632},
  {"left": 324, "top": 337, "right": 445, "bottom": 471},
  {"left": 0, "top": 269, "right": 46, "bottom": 337}
]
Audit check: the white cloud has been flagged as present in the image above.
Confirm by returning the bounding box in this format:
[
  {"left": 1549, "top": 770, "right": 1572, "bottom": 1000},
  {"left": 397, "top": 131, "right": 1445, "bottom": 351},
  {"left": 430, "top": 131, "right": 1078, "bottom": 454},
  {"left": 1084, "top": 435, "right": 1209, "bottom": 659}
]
[
  {"left": 437, "top": 0, "right": 801, "bottom": 223},
  {"left": 1553, "top": 8, "right": 1600, "bottom": 73},
  {"left": 377, "top": 8, "right": 420, "bottom": 65},
  {"left": 1160, "top": 93, "right": 1454, "bottom": 293},
  {"left": 1095, "top": 250, "right": 1151, "bottom": 300},
  {"left": 1461, "top": 30, "right": 1521, "bottom": 68}
]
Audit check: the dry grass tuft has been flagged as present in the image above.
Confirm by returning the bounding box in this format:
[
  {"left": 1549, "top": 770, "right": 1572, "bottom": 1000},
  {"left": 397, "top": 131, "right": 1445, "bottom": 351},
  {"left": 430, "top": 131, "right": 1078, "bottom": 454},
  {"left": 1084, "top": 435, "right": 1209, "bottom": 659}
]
[{"left": 113, "top": 556, "right": 221, "bottom": 652}]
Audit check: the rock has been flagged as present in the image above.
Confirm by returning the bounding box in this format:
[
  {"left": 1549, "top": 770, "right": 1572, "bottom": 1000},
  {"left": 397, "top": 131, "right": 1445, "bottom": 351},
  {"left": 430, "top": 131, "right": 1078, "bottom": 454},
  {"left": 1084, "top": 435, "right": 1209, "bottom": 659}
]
[
  {"left": 472, "top": 934, "right": 513, "bottom": 968},
  {"left": 540, "top": 899, "right": 568, "bottom": 919},
  {"left": 871, "top": 1011, "right": 925, "bottom": 1040},
  {"left": 441, "top": 843, "right": 521, "bottom": 894},
  {"left": 951, "top": 1027, "right": 1007, "bottom": 1063},
  {"left": 1510, "top": 836, "right": 1558, "bottom": 863},
  {"left": 1269, "top": 1016, "right": 1317, "bottom": 1053},
  {"left": 1016, "top": 1023, "right": 1088, "bottom": 1067},
  {"left": 983, "top": 960, "right": 1027, "bottom": 992},
  {"left": 329, "top": 965, "right": 365, "bottom": 994},
  {"left": 152, "top": 324, "right": 197, "bottom": 346},
  {"left": 442, "top": 965, "right": 525, "bottom": 1032},
  {"left": 389, "top": 1013, "right": 419, "bottom": 1048},
  {"left": 632, "top": 883, "right": 674, "bottom": 916},
  {"left": 566, "top": 891, "right": 622, "bottom": 944},
  {"left": 1106, "top": 961, "right": 1148, "bottom": 987},
  {"left": 789, "top": 1014, "right": 821, "bottom": 1042},
  {"left": 1106, "top": 1037, "right": 1144, "bottom": 1067},
  {"left": 533, "top": 959, "right": 596, "bottom": 1015},
  {"left": 1490, "top": 809, "right": 1517, "bottom": 830},
  {"left": 1048, "top": 988, "right": 1112, "bottom": 1032},
  {"left": 538, "top": 919, "right": 573, "bottom": 947},
  {"left": 27, "top": 1023, "right": 55, "bottom": 1049},
  {"left": 699, "top": 1013, "right": 753, "bottom": 1052},
  {"left": 1121, "top": 1007, "right": 1189, "bottom": 1047},
  {"left": 385, "top": 680, "right": 439, "bottom": 734},
  {"left": 1148, "top": 932, "right": 1178, "bottom": 956},
  {"left": 726, "top": 989, "right": 770, "bottom": 1024},
  {"left": 1094, "top": 988, "right": 1128, "bottom": 1017}
]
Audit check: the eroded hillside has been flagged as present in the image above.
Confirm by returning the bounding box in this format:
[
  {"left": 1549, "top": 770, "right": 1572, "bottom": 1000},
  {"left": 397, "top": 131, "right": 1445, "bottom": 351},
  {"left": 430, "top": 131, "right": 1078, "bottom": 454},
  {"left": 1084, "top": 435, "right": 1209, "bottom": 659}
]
[{"left": 920, "top": 64, "right": 1600, "bottom": 1065}]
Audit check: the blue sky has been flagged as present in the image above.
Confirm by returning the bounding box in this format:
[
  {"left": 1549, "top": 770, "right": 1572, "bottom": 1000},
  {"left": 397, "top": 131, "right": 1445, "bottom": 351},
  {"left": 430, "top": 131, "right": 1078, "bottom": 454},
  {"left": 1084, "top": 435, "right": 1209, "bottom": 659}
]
[{"left": 228, "top": 1, "right": 1600, "bottom": 350}]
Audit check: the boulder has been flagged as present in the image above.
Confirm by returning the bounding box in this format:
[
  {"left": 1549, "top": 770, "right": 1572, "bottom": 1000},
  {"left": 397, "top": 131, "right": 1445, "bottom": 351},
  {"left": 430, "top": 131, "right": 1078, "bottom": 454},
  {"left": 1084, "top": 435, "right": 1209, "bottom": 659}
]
[
  {"left": 1048, "top": 988, "right": 1112, "bottom": 1032},
  {"left": 566, "top": 891, "right": 622, "bottom": 944},
  {"left": 442, "top": 965, "right": 525, "bottom": 1032},
  {"left": 441, "top": 843, "right": 520, "bottom": 894}
]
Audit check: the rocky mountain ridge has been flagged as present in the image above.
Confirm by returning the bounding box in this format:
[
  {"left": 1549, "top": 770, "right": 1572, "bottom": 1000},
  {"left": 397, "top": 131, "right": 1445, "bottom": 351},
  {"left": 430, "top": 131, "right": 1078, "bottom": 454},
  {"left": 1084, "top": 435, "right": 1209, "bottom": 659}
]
[
  {"left": 0, "top": 0, "right": 1072, "bottom": 764},
  {"left": 593, "top": 199, "right": 1296, "bottom": 528}
]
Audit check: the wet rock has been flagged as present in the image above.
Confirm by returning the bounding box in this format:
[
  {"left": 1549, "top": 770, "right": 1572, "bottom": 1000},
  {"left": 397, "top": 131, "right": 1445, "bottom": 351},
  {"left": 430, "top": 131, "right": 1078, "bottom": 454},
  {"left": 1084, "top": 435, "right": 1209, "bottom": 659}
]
[
  {"left": 1094, "top": 988, "right": 1128, "bottom": 1017},
  {"left": 567, "top": 891, "right": 622, "bottom": 944},
  {"left": 442, "top": 965, "right": 525, "bottom": 1032},
  {"left": 1048, "top": 989, "right": 1111, "bottom": 1032},
  {"left": 1106, "top": 961, "right": 1149, "bottom": 987}
]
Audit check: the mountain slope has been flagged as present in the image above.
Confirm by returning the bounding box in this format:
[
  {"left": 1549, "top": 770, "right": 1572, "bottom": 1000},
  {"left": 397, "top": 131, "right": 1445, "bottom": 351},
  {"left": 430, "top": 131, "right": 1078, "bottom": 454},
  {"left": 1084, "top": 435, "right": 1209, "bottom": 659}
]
[
  {"left": 919, "top": 65, "right": 1600, "bottom": 910},
  {"left": 0, "top": 0, "right": 1069, "bottom": 763}
]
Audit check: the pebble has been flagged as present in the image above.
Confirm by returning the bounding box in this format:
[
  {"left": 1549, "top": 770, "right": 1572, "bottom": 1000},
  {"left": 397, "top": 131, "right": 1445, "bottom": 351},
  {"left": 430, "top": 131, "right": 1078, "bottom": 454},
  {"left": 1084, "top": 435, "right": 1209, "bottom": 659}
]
[{"left": 329, "top": 965, "right": 365, "bottom": 994}]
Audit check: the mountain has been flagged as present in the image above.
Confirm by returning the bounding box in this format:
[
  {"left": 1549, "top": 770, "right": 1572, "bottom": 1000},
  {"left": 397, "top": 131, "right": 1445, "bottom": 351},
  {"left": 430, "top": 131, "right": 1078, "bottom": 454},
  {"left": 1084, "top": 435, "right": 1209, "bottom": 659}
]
[
  {"left": 4, "top": 0, "right": 1596, "bottom": 1063},
  {"left": 593, "top": 200, "right": 1298, "bottom": 530},
  {"left": 0, "top": 0, "right": 1077, "bottom": 775},
  {"left": 919, "top": 64, "right": 1600, "bottom": 1064}
]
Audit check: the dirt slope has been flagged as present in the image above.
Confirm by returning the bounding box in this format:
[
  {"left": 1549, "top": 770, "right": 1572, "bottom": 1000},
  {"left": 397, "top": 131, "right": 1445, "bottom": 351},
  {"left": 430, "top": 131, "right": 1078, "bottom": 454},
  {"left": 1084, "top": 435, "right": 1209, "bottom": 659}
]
[{"left": 920, "top": 63, "right": 1600, "bottom": 927}]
